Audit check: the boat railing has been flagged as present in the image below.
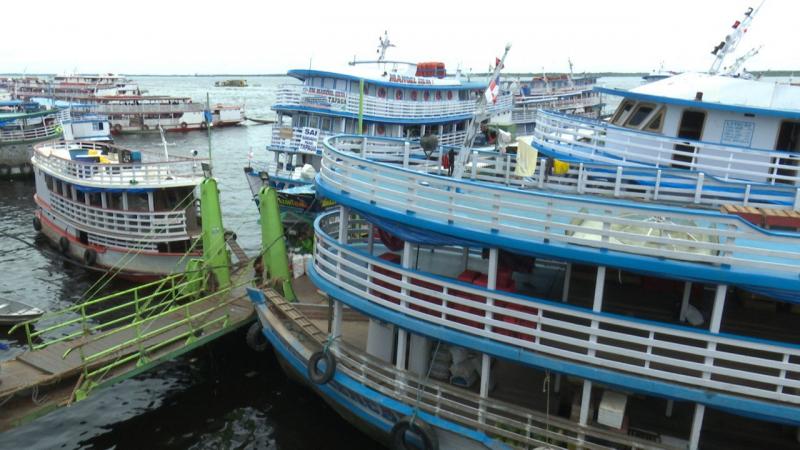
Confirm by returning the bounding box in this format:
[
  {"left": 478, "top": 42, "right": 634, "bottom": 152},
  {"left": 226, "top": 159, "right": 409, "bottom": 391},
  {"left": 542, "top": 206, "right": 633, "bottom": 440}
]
[
  {"left": 268, "top": 125, "right": 334, "bottom": 153},
  {"left": 326, "top": 135, "right": 800, "bottom": 210},
  {"left": 320, "top": 136, "right": 800, "bottom": 285},
  {"left": 88, "top": 103, "right": 206, "bottom": 114},
  {"left": 533, "top": 110, "right": 800, "bottom": 185},
  {"left": 40, "top": 193, "right": 190, "bottom": 240},
  {"left": 274, "top": 83, "right": 512, "bottom": 120},
  {"left": 513, "top": 96, "right": 601, "bottom": 122},
  {"left": 33, "top": 141, "right": 207, "bottom": 188},
  {"left": 0, "top": 108, "right": 66, "bottom": 143},
  {"left": 314, "top": 211, "right": 800, "bottom": 406}
]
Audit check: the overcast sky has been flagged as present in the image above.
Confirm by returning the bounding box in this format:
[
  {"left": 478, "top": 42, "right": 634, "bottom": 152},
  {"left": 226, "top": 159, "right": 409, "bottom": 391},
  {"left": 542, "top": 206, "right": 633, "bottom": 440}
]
[{"left": 1, "top": 0, "right": 796, "bottom": 75}]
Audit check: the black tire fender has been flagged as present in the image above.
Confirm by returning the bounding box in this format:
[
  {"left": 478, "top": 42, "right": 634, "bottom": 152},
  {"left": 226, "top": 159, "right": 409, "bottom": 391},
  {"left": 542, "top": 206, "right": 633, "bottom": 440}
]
[
  {"left": 32, "top": 216, "right": 42, "bottom": 232},
  {"left": 58, "top": 236, "right": 70, "bottom": 254},
  {"left": 83, "top": 248, "right": 97, "bottom": 266},
  {"left": 390, "top": 416, "right": 439, "bottom": 450},
  {"left": 245, "top": 322, "right": 269, "bottom": 352},
  {"left": 307, "top": 350, "right": 336, "bottom": 385}
]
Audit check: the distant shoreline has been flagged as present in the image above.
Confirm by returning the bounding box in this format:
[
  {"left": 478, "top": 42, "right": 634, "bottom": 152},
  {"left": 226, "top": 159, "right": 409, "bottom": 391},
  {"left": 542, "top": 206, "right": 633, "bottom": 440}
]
[{"left": 2, "top": 70, "right": 798, "bottom": 77}]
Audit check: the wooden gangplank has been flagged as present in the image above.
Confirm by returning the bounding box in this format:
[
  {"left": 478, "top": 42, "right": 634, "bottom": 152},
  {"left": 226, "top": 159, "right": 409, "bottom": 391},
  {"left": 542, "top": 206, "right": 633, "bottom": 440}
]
[{"left": 0, "top": 281, "right": 254, "bottom": 431}]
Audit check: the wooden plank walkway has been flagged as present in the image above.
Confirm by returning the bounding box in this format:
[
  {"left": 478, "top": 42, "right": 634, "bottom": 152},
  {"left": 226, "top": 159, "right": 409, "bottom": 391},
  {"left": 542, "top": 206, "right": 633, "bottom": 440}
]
[{"left": 0, "top": 280, "right": 254, "bottom": 431}]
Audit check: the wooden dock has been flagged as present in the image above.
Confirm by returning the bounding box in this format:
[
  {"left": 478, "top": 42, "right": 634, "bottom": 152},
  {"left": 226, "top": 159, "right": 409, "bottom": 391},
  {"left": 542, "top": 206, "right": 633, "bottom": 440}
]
[{"left": 0, "top": 258, "right": 255, "bottom": 431}]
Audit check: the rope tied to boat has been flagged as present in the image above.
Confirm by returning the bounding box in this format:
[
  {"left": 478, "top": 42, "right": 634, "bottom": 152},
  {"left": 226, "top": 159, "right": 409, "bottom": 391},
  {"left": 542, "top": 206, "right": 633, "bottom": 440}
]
[
  {"left": 322, "top": 333, "right": 340, "bottom": 354},
  {"left": 408, "top": 339, "right": 442, "bottom": 427}
]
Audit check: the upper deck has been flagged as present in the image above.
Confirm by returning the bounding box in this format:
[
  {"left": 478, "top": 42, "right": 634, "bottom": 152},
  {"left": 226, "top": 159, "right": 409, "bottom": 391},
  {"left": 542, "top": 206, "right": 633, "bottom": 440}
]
[
  {"left": 316, "top": 135, "right": 800, "bottom": 293},
  {"left": 32, "top": 141, "right": 207, "bottom": 189}
]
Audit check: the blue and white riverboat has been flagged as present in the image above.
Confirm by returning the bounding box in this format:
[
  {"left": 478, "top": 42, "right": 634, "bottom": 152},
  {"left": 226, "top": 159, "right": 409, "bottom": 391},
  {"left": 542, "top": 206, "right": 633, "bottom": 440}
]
[{"left": 244, "top": 34, "right": 513, "bottom": 212}]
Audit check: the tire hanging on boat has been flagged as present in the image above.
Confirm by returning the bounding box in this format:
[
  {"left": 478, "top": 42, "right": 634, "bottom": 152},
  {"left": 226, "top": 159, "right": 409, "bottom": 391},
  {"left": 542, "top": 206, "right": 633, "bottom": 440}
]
[
  {"left": 32, "top": 216, "right": 42, "bottom": 232},
  {"left": 390, "top": 416, "right": 439, "bottom": 450},
  {"left": 180, "top": 122, "right": 188, "bottom": 130},
  {"left": 200, "top": 121, "right": 208, "bottom": 130},
  {"left": 307, "top": 350, "right": 336, "bottom": 385},
  {"left": 83, "top": 248, "right": 97, "bottom": 266},
  {"left": 58, "top": 236, "right": 70, "bottom": 254},
  {"left": 245, "top": 323, "right": 269, "bottom": 352},
  {"left": 113, "top": 123, "right": 123, "bottom": 133}
]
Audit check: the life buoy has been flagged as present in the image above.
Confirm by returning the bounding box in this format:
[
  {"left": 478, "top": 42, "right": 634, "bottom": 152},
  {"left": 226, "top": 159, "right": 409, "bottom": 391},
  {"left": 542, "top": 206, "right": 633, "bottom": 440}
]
[
  {"left": 246, "top": 323, "right": 269, "bottom": 352},
  {"left": 142, "top": 124, "right": 149, "bottom": 131},
  {"left": 58, "top": 236, "right": 70, "bottom": 254},
  {"left": 423, "top": 91, "right": 430, "bottom": 101},
  {"left": 378, "top": 87, "right": 386, "bottom": 98},
  {"left": 200, "top": 121, "right": 208, "bottom": 130},
  {"left": 376, "top": 124, "right": 385, "bottom": 136},
  {"left": 390, "top": 416, "right": 439, "bottom": 450},
  {"left": 435, "top": 91, "right": 442, "bottom": 100},
  {"left": 32, "top": 216, "right": 42, "bottom": 232},
  {"left": 307, "top": 350, "right": 336, "bottom": 385},
  {"left": 180, "top": 122, "right": 188, "bottom": 130},
  {"left": 395, "top": 89, "right": 403, "bottom": 100},
  {"left": 410, "top": 91, "right": 418, "bottom": 101},
  {"left": 377, "top": 227, "right": 404, "bottom": 251},
  {"left": 113, "top": 123, "right": 122, "bottom": 133},
  {"left": 83, "top": 248, "right": 97, "bottom": 266},
  {"left": 447, "top": 91, "right": 453, "bottom": 100}
]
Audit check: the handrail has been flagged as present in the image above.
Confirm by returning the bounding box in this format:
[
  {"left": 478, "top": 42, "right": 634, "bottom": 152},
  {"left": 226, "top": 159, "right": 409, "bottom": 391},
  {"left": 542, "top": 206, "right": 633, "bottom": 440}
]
[
  {"left": 266, "top": 290, "right": 679, "bottom": 449},
  {"left": 273, "top": 83, "right": 513, "bottom": 120},
  {"left": 32, "top": 141, "right": 207, "bottom": 188},
  {"left": 326, "top": 134, "right": 800, "bottom": 210},
  {"left": 43, "top": 193, "right": 190, "bottom": 240},
  {"left": 313, "top": 211, "right": 800, "bottom": 406},
  {"left": 533, "top": 110, "right": 800, "bottom": 185},
  {"left": 320, "top": 135, "right": 800, "bottom": 290}
]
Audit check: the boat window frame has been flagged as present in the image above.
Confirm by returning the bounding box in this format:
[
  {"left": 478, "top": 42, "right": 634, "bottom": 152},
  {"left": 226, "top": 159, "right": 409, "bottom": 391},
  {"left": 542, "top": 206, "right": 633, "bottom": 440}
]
[
  {"left": 611, "top": 99, "right": 636, "bottom": 125},
  {"left": 644, "top": 107, "right": 666, "bottom": 132},
  {"left": 624, "top": 102, "right": 657, "bottom": 129}
]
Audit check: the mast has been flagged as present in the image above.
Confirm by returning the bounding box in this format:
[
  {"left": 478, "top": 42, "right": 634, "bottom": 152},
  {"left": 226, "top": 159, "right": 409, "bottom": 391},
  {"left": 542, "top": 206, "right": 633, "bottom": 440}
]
[
  {"left": 709, "top": 2, "right": 764, "bottom": 75},
  {"left": 451, "top": 43, "right": 511, "bottom": 179}
]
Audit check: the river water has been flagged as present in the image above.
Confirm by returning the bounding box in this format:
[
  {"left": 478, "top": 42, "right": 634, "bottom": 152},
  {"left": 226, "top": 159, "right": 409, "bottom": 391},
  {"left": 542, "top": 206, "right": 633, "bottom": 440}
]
[{"left": 0, "top": 75, "right": 645, "bottom": 449}]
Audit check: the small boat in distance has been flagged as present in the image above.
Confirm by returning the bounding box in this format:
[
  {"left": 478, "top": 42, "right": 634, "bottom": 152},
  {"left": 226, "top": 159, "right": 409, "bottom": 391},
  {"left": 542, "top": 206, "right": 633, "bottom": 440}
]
[
  {"left": 0, "top": 299, "right": 44, "bottom": 326},
  {"left": 215, "top": 79, "right": 247, "bottom": 87}
]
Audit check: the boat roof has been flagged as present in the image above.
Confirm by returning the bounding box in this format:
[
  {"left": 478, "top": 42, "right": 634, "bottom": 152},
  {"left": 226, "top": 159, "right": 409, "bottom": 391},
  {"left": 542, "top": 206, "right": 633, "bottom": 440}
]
[
  {"left": 595, "top": 72, "right": 800, "bottom": 119},
  {"left": 287, "top": 64, "right": 489, "bottom": 91}
]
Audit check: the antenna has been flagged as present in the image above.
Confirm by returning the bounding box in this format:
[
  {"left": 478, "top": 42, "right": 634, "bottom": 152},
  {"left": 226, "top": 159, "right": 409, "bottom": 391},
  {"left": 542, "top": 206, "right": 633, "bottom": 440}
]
[
  {"left": 709, "top": 2, "right": 765, "bottom": 74},
  {"left": 377, "top": 31, "right": 396, "bottom": 63}
]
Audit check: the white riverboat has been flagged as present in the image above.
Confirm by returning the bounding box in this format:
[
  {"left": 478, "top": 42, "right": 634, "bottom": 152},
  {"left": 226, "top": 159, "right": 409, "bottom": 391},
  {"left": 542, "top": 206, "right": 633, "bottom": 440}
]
[
  {"left": 509, "top": 63, "right": 603, "bottom": 136},
  {"left": 245, "top": 8, "right": 800, "bottom": 450},
  {"left": 31, "top": 140, "right": 207, "bottom": 280},
  {"left": 244, "top": 33, "right": 513, "bottom": 209},
  {"left": 0, "top": 101, "right": 66, "bottom": 178}
]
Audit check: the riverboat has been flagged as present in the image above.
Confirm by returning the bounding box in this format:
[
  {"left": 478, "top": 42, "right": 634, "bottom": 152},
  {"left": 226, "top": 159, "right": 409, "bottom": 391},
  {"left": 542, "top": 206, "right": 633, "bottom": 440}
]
[
  {"left": 0, "top": 100, "right": 66, "bottom": 178},
  {"left": 246, "top": 8, "right": 800, "bottom": 450},
  {"left": 30, "top": 140, "right": 207, "bottom": 280},
  {"left": 244, "top": 33, "right": 513, "bottom": 208}
]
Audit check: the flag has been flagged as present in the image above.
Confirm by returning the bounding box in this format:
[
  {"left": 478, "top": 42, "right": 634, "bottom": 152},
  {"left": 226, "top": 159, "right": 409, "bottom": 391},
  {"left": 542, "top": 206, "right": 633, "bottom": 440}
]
[
  {"left": 484, "top": 75, "right": 500, "bottom": 104},
  {"left": 495, "top": 57, "right": 503, "bottom": 69}
]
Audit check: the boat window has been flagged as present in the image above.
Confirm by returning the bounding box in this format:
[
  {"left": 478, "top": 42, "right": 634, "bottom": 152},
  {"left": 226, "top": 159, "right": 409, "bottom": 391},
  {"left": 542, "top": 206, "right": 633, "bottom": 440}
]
[
  {"left": 321, "top": 117, "right": 332, "bottom": 131},
  {"left": 645, "top": 108, "right": 665, "bottom": 132},
  {"left": 294, "top": 115, "right": 308, "bottom": 128},
  {"left": 774, "top": 120, "right": 800, "bottom": 185},
  {"left": 88, "top": 192, "right": 102, "bottom": 208},
  {"left": 334, "top": 79, "right": 347, "bottom": 91},
  {"left": 612, "top": 100, "right": 635, "bottom": 125},
  {"left": 323, "top": 78, "right": 334, "bottom": 89},
  {"left": 127, "top": 192, "right": 149, "bottom": 212},
  {"left": 108, "top": 192, "right": 123, "bottom": 210},
  {"left": 76, "top": 189, "right": 86, "bottom": 204},
  {"left": 625, "top": 103, "right": 656, "bottom": 128},
  {"left": 309, "top": 116, "right": 320, "bottom": 129}
]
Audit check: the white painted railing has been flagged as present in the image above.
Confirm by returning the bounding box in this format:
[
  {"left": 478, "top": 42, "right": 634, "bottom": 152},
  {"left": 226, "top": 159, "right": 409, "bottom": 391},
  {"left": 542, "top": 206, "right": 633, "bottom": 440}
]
[
  {"left": 89, "top": 103, "right": 206, "bottom": 114},
  {"left": 314, "top": 212, "right": 800, "bottom": 405},
  {"left": 533, "top": 110, "right": 800, "bottom": 185},
  {"left": 44, "top": 193, "right": 190, "bottom": 240},
  {"left": 513, "top": 96, "right": 601, "bottom": 122},
  {"left": 33, "top": 141, "right": 207, "bottom": 188},
  {"left": 320, "top": 136, "right": 800, "bottom": 281},
  {"left": 268, "top": 126, "right": 334, "bottom": 153},
  {"left": 328, "top": 135, "right": 800, "bottom": 210},
  {"left": 274, "top": 83, "right": 513, "bottom": 120}
]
